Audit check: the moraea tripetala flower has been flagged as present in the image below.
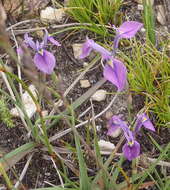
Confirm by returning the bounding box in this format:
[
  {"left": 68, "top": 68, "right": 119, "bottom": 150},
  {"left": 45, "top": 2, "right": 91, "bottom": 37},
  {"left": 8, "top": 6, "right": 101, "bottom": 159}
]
[
  {"left": 79, "top": 37, "right": 127, "bottom": 91},
  {"left": 113, "top": 21, "right": 143, "bottom": 49},
  {"left": 135, "top": 113, "right": 155, "bottom": 133},
  {"left": 24, "top": 30, "right": 60, "bottom": 74},
  {"left": 107, "top": 113, "right": 155, "bottom": 161}
]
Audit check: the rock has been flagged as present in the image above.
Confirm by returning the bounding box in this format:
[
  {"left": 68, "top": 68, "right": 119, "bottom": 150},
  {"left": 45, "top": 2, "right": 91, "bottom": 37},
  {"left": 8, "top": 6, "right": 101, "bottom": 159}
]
[
  {"left": 141, "top": 27, "right": 146, "bottom": 33},
  {"left": 98, "top": 140, "right": 115, "bottom": 151},
  {"left": 80, "top": 80, "right": 90, "bottom": 88},
  {"left": 40, "top": 7, "right": 65, "bottom": 23},
  {"left": 72, "top": 43, "right": 83, "bottom": 59},
  {"left": 83, "top": 62, "right": 89, "bottom": 67},
  {"left": 109, "top": 127, "right": 122, "bottom": 138},
  {"left": 156, "top": 5, "right": 166, "bottom": 25},
  {"left": 91, "top": 89, "right": 107, "bottom": 102},
  {"left": 96, "top": 125, "right": 102, "bottom": 131},
  {"left": 11, "top": 85, "right": 38, "bottom": 118},
  {"left": 138, "top": 4, "right": 144, "bottom": 11}
]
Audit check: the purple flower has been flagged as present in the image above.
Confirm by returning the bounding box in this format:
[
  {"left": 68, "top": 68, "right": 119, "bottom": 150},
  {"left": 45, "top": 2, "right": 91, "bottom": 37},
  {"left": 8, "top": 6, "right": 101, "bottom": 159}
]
[
  {"left": 107, "top": 115, "right": 140, "bottom": 161},
  {"left": 79, "top": 37, "right": 127, "bottom": 91},
  {"left": 122, "top": 141, "right": 140, "bottom": 161},
  {"left": 135, "top": 113, "right": 155, "bottom": 133},
  {"left": 80, "top": 37, "right": 112, "bottom": 60},
  {"left": 107, "top": 113, "right": 155, "bottom": 161},
  {"left": 103, "top": 59, "right": 127, "bottom": 91},
  {"left": 113, "top": 21, "right": 143, "bottom": 49},
  {"left": 24, "top": 31, "right": 60, "bottom": 74}
]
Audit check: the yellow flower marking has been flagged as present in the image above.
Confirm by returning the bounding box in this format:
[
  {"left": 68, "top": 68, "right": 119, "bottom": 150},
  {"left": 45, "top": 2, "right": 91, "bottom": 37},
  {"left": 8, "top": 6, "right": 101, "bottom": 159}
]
[
  {"left": 38, "top": 49, "right": 44, "bottom": 55},
  {"left": 128, "top": 141, "right": 134, "bottom": 147},
  {"left": 107, "top": 60, "right": 114, "bottom": 68},
  {"left": 142, "top": 116, "right": 147, "bottom": 122}
]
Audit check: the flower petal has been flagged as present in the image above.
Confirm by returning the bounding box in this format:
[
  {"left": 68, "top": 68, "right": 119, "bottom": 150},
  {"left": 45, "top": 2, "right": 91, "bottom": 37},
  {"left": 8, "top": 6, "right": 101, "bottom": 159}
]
[
  {"left": 80, "top": 37, "right": 111, "bottom": 60},
  {"left": 79, "top": 42, "right": 92, "bottom": 59},
  {"left": 24, "top": 33, "right": 36, "bottom": 50},
  {"left": 17, "top": 47, "right": 23, "bottom": 56},
  {"left": 103, "top": 59, "right": 127, "bottom": 91},
  {"left": 135, "top": 113, "right": 155, "bottom": 132},
  {"left": 48, "top": 36, "right": 61, "bottom": 46},
  {"left": 107, "top": 116, "right": 131, "bottom": 140},
  {"left": 34, "top": 50, "right": 56, "bottom": 74},
  {"left": 118, "top": 21, "right": 143, "bottom": 39},
  {"left": 122, "top": 141, "right": 140, "bottom": 161},
  {"left": 107, "top": 116, "right": 121, "bottom": 136}
]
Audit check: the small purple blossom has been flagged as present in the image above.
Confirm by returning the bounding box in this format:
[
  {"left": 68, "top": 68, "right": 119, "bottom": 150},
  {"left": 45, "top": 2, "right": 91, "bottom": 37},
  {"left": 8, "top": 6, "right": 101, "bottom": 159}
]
[
  {"left": 79, "top": 37, "right": 127, "bottom": 91},
  {"left": 23, "top": 30, "right": 60, "bottom": 74},
  {"left": 80, "top": 37, "right": 112, "bottom": 60},
  {"left": 113, "top": 21, "right": 143, "bottom": 49},
  {"left": 107, "top": 113, "right": 155, "bottom": 161},
  {"left": 103, "top": 59, "right": 127, "bottom": 91},
  {"left": 135, "top": 113, "right": 155, "bottom": 133},
  {"left": 122, "top": 141, "right": 140, "bottom": 161}
]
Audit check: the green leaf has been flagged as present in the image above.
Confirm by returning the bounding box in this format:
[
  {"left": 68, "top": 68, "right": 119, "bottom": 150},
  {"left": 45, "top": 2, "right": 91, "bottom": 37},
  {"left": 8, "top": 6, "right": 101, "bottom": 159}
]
[
  {"left": 0, "top": 142, "right": 36, "bottom": 171},
  {"left": 69, "top": 106, "right": 91, "bottom": 190}
]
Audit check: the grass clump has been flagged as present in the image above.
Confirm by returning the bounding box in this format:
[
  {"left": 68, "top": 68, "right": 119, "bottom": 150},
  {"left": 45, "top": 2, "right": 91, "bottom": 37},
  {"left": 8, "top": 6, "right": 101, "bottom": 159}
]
[
  {"left": 67, "top": 0, "right": 123, "bottom": 36},
  {"left": 122, "top": 40, "right": 170, "bottom": 127},
  {"left": 0, "top": 97, "right": 14, "bottom": 128}
]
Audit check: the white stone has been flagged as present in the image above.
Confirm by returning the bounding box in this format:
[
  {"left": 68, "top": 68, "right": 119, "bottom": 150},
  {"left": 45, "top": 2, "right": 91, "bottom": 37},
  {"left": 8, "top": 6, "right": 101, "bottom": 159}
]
[
  {"left": 83, "top": 62, "right": 89, "bottom": 67},
  {"left": 72, "top": 43, "right": 83, "bottom": 59},
  {"left": 91, "top": 90, "right": 107, "bottom": 102},
  {"left": 40, "top": 7, "right": 65, "bottom": 23},
  {"left": 156, "top": 5, "right": 166, "bottom": 25},
  {"left": 96, "top": 125, "right": 102, "bottom": 131},
  {"left": 80, "top": 80, "right": 90, "bottom": 88},
  {"left": 11, "top": 85, "right": 37, "bottom": 118},
  {"left": 138, "top": 4, "right": 144, "bottom": 11},
  {"left": 141, "top": 27, "right": 146, "bottom": 33},
  {"left": 98, "top": 140, "right": 115, "bottom": 151}
]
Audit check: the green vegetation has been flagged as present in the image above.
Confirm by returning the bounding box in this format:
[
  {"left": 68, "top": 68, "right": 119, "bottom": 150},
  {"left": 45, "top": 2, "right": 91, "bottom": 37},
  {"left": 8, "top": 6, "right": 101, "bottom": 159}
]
[
  {"left": 0, "top": 97, "right": 14, "bottom": 128},
  {"left": 122, "top": 39, "right": 170, "bottom": 127},
  {"left": 0, "top": 0, "right": 169, "bottom": 189},
  {"left": 67, "top": 0, "right": 123, "bottom": 36}
]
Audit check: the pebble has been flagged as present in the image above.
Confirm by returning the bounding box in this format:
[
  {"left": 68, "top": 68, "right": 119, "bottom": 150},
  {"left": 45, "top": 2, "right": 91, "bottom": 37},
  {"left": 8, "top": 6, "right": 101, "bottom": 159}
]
[
  {"left": 156, "top": 5, "right": 166, "bottom": 25},
  {"left": 40, "top": 7, "right": 65, "bottom": 23},
  {"left": 96, "top": 125, "right": 102, "bottom": 131},
  {"left": 83, "top": 62, "right": 89, "bottom": 67},
  {"left": 98, "top": 140, "right": 115, "bottom": 150},
  {"left": 72, "top": 43, "right": 83, "bottom": 59},
  {"left": 91, "top": 89, "right": 107, "bottom": 102},
  {"left": 138, "top": 4, "right": 144, "bottom": 11},
  {"left": 11, "top": 85, "right": 37, "bottom": 118},
  {"left": 141, "top": 27, "right": 146, "bottom": 33},
  {"left": 80, "top": 80, "right": 91, "bottom": 88}
]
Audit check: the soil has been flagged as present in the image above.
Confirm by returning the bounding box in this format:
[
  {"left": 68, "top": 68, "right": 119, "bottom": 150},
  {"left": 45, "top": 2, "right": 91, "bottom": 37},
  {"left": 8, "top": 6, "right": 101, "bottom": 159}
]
[{"left": 0, "top": 0, "right": 170, "bottom": 189}]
